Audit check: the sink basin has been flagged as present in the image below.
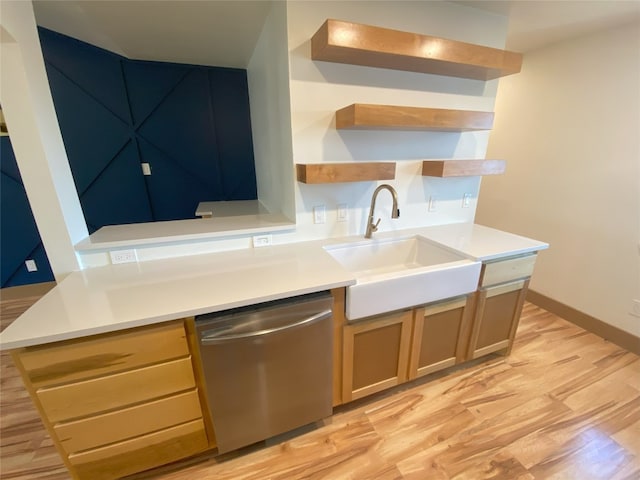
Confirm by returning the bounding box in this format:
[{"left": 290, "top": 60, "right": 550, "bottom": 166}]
[{"left": 324, "top": 236, "right": 481, "bottom": 320}]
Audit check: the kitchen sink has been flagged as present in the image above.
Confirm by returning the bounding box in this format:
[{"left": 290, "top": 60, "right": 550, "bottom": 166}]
[{"left": 324, "top": 236, "right": 481, "bottom": 320}]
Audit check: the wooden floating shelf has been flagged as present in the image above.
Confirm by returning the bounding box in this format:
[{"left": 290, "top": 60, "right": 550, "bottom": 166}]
[
  {"left": 296, "top": 162, "right": 396, "bottom": 184},
  {"left": 336, "top": 104, "right": 494, "bottom": 131},
  {"left": 311, "top": 19, "right": 522, "bottom": 81},
  {"left": 422, "top": 160, "right": 506, "bottom": 177}
]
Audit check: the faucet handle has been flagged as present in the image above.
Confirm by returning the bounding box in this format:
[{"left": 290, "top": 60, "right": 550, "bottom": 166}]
[{"left": 372, "top": 218, "right": 381, "bottom": 232}]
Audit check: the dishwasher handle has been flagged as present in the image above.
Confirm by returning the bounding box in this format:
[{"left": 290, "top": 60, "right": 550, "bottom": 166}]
[{"left": 200, "top": 309, "right": 332, "bottom": 345}]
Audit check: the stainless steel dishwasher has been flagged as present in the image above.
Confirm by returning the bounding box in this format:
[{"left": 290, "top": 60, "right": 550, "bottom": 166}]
[{"left": 195, "top": 291, "right": 333, "bottom": 454}]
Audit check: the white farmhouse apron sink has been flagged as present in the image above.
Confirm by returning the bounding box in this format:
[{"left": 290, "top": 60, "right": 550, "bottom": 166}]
[{"left": 325, "top": 236, "right": 481, "bottom": 320}]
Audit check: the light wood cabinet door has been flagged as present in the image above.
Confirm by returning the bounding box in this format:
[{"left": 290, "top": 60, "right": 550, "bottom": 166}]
[
  {"left": 408, "top": 296, "right": 473, "bottom": 380},
  {"left": 467, "top": 279, "right": 529, "bottom": 359},
  {"left": 16, "top": 321, "right": 189, "bottom": 388},
  {"left": 69, "top": 419, "right": 208, "bottom": 480},
  {"left": 12, "top": 319, "right": 210, "bottom": 480},
  {"left": 342, "top": 310, "right": 413, "bottom": 402},
  {"left": 54, "top": 390, "right": 203, "bottom": 453},
  {"left": 480, "top": 254, "right": 536, "bottom": 287}
]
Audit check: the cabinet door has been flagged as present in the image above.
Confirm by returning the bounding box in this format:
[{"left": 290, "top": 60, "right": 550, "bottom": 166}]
[
  {"left": 467, "top": 279, "right": 529, "bottom": 359},
  {"left": 408, "top": 296, "right": 473, "bottom": 380},
  {"left": 342, "top": 310, "right": 412, "bottom": 402},
  {"left": 12, "top": 319, "right": 210, "bottom": 480}
]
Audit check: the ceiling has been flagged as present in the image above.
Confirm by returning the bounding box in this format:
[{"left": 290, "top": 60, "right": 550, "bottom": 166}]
[
  {"left": 455, "top": 0, "right": 640, "bottom": 52},
  {"left": 32, "top": 0, "right": 273, "bottom": 68},
  {"left": 32, "top": 0, "right": 640, "bottom": 68}
]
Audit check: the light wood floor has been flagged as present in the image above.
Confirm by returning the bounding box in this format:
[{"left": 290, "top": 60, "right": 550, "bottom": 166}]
[{"left": 1, "top": 294, "right": 638, "bottom": 479}]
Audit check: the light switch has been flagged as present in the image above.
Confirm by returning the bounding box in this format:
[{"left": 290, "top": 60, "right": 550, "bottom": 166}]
[
  {"left": 141, "top": 163, "right": 152, "bottom": 176},
  {"left": 25, "top": 259, "right": 37, "bottom": 272}
]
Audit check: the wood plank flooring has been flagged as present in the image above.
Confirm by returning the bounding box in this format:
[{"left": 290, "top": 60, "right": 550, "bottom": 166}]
[{"left": 1, "top": 295, "right": 638, "bottom": 479}]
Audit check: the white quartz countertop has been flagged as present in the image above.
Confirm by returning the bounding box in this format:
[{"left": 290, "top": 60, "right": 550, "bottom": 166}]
[
  {"left": 0, "top": 223, "right": 547, "bottom": 350},
  {"left": 75, "top": 212, "right": 295, "bottom": 251}
]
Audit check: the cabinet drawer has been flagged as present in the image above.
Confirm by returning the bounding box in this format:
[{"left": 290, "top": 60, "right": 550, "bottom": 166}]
[
  {"left": 17, "top": 321, "right": 189, "bottom": 388},
  {"left": 69, "top": 419, "right": 208, "bottom": 480},
  {"left": 480, "top": 254, "right": 536, "bottom": 287},
  {"left": 37, "top": 357, "right": 196, "bottom": 423},
  {"left": 55, "top": 389, "right": 203, "bottom": 454}
]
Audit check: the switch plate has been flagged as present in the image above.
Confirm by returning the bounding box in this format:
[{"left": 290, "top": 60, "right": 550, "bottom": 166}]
[
  {"left": 109, "top": 249, "right": 137, "bottom": 264},
  {"left": 141, "top": 163, "right": 152, "bottom": 176},
  {"left": 252, "top": 234, "right": 272, "bottom": 247},
  {"left": 313, "top": 205, "right": 326, "bottom": 224},
  {"left": 428, "top": 195, "right": 437, "bottom": 212},
  {"left": 337, "top": 203, "right": 348, "bottom": 222},
  {"left": 631, "top": 299, "right": 640, "bottom": 318},
  {"left": 25, "top": 259, "right": 37, "bottom": 272},
  {"left": 462, "top": 193, "right": 472, "bottom": 208}
]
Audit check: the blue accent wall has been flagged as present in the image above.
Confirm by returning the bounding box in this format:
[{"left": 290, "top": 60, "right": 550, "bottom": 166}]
[
  {"left": 1, "top": 137, "right": 55, "bottom": 288},
  {"left": 38, "top": 27, "right": 257, "bottom": 232}
]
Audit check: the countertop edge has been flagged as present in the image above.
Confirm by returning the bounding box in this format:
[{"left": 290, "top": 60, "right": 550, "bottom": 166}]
[
  {"left": 1, "top": 223, "right": 548, "bottom": 350},
  {"left": 0, "top": 278, "right": 355, "bottom": 350}
]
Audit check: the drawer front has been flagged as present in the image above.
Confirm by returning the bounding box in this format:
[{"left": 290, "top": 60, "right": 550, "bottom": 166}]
[
  {"left": 481, "top": 254, "right": 536, "bottom": 287},
  {"left": 55, "top": 389, "right": 203, "bottom": 454},
  {"left": 18, "top": 321, "right": 189, "bottom": 388},
  {"left": 69, "top": 419, "right": 208, "bottom": 480},
  {"left": 37, "top": 357, "right": 196, "bottom": 423}
]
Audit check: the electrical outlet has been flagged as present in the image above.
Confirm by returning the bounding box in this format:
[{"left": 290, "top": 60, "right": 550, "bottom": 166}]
[
  {"left": 109, "top": 249, "right": 137, "bottom": 264},
  {"left": 428, "top": 195, "right": 437, "bottom": 212},
  {"left": 25, "top": 259, "right": 38, "bottom": 272},
  {"left": 631, "top": 299, "right": 640, "bottom": 318},
  {"left": 252, "top": 234, "right": 272, "bottom": 247},
  {"left": 462, "top": 193, "right": 472, "bottom": 208},
  {"left": 313, "top": 205, "right": 326, "bottom": 224},
  {"left": 337, "top": 203, "right": 348, "bottom": 222}
]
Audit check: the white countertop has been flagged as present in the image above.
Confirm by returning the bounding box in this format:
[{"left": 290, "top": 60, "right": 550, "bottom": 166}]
[
  {"left": 0, "top": 223, "right": 547, "bottom": 350},
  {"left": 195, "top": 200, "right": 270, "bottom": 218},
  {"left": 75, "top": 213, "right": 295, "bottom": 251}
]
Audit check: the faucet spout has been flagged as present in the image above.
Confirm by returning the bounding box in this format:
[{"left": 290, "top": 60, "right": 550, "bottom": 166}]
[{"left": 365, "top": 184, "right": 400, "bottom": 239}]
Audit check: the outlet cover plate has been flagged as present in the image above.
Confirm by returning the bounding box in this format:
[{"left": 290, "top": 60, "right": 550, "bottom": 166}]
[
  {"left": 313, "top": 205, "right": 326, "bottom": 224},
  {"left": 110, "top": 249, "right": 137, "bottom": 264},
  {"left": 428, "top": 195, "right": 437, "bottom": 212},
  {"left": 25, "top": 259, "right": 38, "bottom": 272},
  {"left": 252, "top": 234, "right": 273, "bottom": 247},
  {"left": 337, "top": 204, "right": 348, "bottom": 222}
]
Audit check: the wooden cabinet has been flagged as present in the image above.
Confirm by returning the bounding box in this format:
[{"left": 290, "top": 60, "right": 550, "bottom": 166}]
[
  {"left": 408, "top": 296, "right": 473, "bottom": 380},
  {"left": 342, "top": 309, "right": 413, "bottom": 402},
  {"left": 335, "top": 253, "right": 538, "bottom": 404},
  {"left": 11, "top": 319, "right": 211, "bottom": 480},
  {"left": 467, "top": 254, "right": 536, "bottom": 359}
]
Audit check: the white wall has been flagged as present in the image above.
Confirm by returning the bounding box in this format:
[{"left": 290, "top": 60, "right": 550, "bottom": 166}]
[
  {"left": 476, "top": 22, "right": 640, "bottom": 336},
  {"left": 0, "top": 1, "right": 86, "bottom": 280},
  {"left": 284, "top": 1, "right": 508, "bottom": 241},
  {"left": 248, "top": 1, "right": 296, "bottom": 221},
  {"left": 8, "top": 0, "right": 510, "bottom": 267}
]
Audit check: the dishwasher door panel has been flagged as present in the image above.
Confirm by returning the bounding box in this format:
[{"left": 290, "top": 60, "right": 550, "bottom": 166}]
[{"left": 196, "top": 294, "right": 333, "bottom": 454}]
